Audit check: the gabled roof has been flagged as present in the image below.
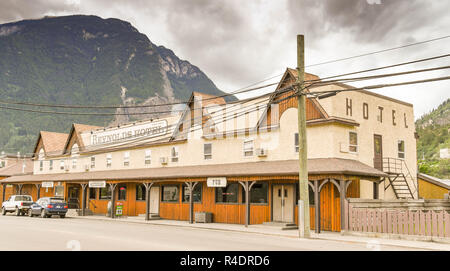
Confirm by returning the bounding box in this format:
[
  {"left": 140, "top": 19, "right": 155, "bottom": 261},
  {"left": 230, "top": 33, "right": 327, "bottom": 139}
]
[
  {"left": 256, "top": 68, "right": 329, "bottom": 128},
  {"left": 32, "top": 131, "right": 69, "bottom": 157},
  {"left": 170, "top": 91, "right": 225, "bottom": 140},
  {"left": 62, "top": 123, "right": 102, "bottom": 153}
]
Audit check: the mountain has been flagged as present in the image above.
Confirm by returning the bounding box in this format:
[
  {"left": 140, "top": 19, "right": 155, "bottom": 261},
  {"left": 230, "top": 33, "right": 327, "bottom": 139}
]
[
  {"left": 416, "top": 98, "right": 450, "bottom": 179},
  {"left": 0, "top": 15, "right": 233, "bottom": 154}
]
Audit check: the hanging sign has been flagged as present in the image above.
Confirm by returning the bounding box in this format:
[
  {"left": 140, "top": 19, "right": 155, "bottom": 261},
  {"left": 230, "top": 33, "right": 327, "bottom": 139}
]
[
  {"left": 207, "top": 177, "right": 227, "bottom": 187},
  {"left": 42, "top": 182, "right": 54, "bottom": 188},
  {"left": 89, "top": 181, "right": 106, "bottom": 188}
]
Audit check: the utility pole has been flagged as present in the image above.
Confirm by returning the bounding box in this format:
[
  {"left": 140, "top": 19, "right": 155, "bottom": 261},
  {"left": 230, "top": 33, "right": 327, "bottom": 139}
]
[{"left": 297, "top": 34, "right": 311, "bottom": 238}]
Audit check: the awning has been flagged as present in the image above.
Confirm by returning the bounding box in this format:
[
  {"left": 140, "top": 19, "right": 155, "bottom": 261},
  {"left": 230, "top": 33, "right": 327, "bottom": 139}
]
[{"left": 0, "top": 158, "right": 387, "bottom": 184}]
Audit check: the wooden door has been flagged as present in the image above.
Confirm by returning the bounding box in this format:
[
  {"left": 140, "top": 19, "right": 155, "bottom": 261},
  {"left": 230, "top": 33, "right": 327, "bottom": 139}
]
[
  {"left": 374, "top": 134, "right": 383, "bottom": 171},
  {"left": 150, "top": 186, "right": 160, "bottom": 215}
]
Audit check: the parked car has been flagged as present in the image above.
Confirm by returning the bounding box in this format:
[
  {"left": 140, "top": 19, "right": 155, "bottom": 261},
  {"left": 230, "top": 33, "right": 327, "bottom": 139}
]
[
  {"left": 1, "top": 195, "right": 34, "bottom": 216},
  {"left": 29, "top": 197, "right": 68, "bottom": 218}
]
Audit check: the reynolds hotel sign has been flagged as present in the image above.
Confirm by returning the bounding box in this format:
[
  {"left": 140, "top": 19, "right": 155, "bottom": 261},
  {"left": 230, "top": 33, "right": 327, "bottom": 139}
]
[{"left": 90, "top": 119, "right": 168, "bottom": 145}]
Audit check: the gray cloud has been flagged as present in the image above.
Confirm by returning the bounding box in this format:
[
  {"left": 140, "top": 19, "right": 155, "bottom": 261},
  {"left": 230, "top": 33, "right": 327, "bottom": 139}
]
[
  {"left": 287, "top": 0, "right": 440, "bottom": 45},
  {"left": 0, "top": 0, "right": 79, "bottom": 23},
  {"left": 0, "top": 0, "right": 448, "bottom": 118}
]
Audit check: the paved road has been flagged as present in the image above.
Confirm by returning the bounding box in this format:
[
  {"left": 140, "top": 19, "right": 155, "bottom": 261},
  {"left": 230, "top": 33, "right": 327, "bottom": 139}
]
[{"left": 0, "top": 214, "right": 423, "bottom": 251}]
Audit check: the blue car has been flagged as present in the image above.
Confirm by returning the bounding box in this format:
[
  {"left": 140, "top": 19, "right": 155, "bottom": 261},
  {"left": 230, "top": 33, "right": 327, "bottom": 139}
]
[{"left": 29, "top": 197, "right": 68, "bottom": 218}]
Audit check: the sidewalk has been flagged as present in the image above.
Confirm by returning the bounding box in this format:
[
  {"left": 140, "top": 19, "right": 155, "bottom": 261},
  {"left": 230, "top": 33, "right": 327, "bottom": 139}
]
[{"left": 69, "top": 215, "right": 450, "bottom": 251}]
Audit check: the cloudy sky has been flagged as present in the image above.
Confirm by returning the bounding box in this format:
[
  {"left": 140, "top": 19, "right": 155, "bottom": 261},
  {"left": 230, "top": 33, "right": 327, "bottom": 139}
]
[{"left": 0, "top": 0, "right": 449, "bottom": 119}]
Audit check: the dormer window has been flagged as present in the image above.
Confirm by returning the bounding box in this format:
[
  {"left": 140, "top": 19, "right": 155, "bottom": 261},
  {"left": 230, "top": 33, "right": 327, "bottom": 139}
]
[
  {"left": 71, "top": 144, "right": 79, "bottom": 169},
  {"left": 38, "top": 148, "right": 45, "bottom": 160},
  {"left": 71, "top": 143, "right": 79, "bottom": 154}
]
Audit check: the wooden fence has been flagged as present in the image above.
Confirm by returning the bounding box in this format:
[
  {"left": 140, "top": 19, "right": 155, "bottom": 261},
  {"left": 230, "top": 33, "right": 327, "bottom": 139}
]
[{"left": 344, "top": 200, "right": 450, "bottom": 238}]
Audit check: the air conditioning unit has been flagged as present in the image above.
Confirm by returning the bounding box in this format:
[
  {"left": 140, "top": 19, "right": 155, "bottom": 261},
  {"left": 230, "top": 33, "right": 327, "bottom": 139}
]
[
  {"left": 256, "top": 148, "right": 267, "bottom": 157},
  {"left": 84, "top": 164, "right": 90, "bottom": 171},
  {"left": 160, "top": 157, "right": 168, "bottom": 165}
]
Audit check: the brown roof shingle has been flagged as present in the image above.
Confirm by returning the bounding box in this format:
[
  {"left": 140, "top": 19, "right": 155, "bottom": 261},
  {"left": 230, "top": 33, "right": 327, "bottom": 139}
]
[
  {"left": 0, "top": 158, "right": 386, "bottom": 183},
  {"left": 39, "top": 131, "right": 69, "bottom": 156},
  {"left": 0, "top": 159, "right": 33, "bottom": 177}
]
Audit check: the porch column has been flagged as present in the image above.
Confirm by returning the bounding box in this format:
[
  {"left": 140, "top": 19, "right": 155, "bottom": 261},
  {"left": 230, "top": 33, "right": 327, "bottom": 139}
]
[
  {"left": 239, "top": 181, "right": 256, "bottom": 227},
  {"left": 2, "top": 184, "right": 6, "bottom": 203},
  {"left": 143, "top": 182, "right": 153, "bottom": 221},
  {"left": 80, "top": 183, "right": 88, "bottom": 216},
  {"left": 339, "top": 180, "right": 351, "bottom": 231},
  {"left": 35, "top": 184, "right": 41, "bottom": 200},
  {"left": 17, "top": 184, "right": 23, "bottom": 195},
  {"left": 314, "top": 180, "right": 320, "bottom": 233},
  {"left": 186, "top": 182, "right": 199, "bottom": 224},
  {"left": 109, "top": 183, "right": 117, "bottom": 219}
]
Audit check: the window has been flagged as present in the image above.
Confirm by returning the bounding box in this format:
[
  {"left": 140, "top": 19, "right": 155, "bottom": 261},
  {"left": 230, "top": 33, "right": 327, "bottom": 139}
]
[
  {"left": 90, "top": 157, "right": 95, "bottom": 169},
  {"left": 162, "top": 185, "right": 179, "bottom": 202},
  {"left": 106, "top": 154, "right": 112, "bottom": 168},
  {"left": 54, "top": 186, "right": 64, "bottom": 197},
  {"left": 0, "top": 160, "right": 5, "bottom": 168},
  {"left": 215, "top": 183, "right": 239, "bottom": 203},
  {"left": 204, "top": 143, "right": 212, "bottom": 160},
  {"left": 243, "top": 139, "right": 254, "bottom": 157},
  {"left": 242, "top": 182, "right": 268, "bottom": 204},
  {"left": 49, "top": 160, "right": 53, "bottom": 171},
  {"left": 99, "top": 187, "right": 111, "bottom": 200},
  {"left": 118, "top": 184, "right": 127, "bottom": 201},
  {"left": 398, "top": 140, "right": 405, "bottom": 159},
  {"left": 349, "top": 132, "right": 358, "bottom": 153},
  {"left": 60, "top": 160, "right": 65, "bottom": 170},
  {"left": 296, "top": 183, "right": 315, "bottom": 206},
  {"left": 136, "top": 184, "right": 146, "bottom": 201},
  {"left": 123, "top": 152, "right": 130, "bottom": 167},
  {"left": 171, "top": 147, "right": 179, "bottom": 162},
  {"left": 294, "top": 133, "right": 299, "bottom": 152},
  {"left": 89, "top": 188, "right": 97, "bottom": 200},
  {"left": 145, "top": 150, "right": 151, "bottom": 165},
  {"left": 39, "top": 161, "right": 43, "bottom": 171},
  {"left": 72, "top": 158, "right": 77, "bottom": 169},
  {"left": 182, "top": 184, "right": 202, "bottom": 203}
]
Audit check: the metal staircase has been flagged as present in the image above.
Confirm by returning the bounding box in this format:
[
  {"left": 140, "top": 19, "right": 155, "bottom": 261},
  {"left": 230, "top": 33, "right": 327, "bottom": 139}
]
[{"left": 381, "top": 158, "right": 417, "bottom": 199}]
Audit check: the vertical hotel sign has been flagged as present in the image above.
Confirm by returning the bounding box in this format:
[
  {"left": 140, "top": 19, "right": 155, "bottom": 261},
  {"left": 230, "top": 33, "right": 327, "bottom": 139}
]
[{"left": 90, "top": 120, "right": 168, "bottom": 146}]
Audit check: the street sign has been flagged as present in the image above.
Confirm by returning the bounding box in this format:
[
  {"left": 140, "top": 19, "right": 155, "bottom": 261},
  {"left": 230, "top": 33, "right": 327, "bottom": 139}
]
[
  {"left": 207, "top": 177, "right": 227, "bottom": 187},
  {"left": 89, "top": 181, "right": 106, "bottom": 188}
]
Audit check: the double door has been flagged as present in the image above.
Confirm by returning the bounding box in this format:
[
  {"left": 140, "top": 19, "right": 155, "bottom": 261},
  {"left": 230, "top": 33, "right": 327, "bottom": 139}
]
[{"left": 272, "top": 184, "right": 294, "bottom": 223}]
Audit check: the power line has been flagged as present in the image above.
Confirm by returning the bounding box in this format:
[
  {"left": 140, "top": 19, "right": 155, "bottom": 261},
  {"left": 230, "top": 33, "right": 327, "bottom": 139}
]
[
  {"left": 306, "top": 35, "right": 450, "bottom": 68},
  {"left": 306, "top": 75, "right": 450, "bottom": 98},
  {"left": 312, "top": 53, "right": 450, "bottom": 82}
]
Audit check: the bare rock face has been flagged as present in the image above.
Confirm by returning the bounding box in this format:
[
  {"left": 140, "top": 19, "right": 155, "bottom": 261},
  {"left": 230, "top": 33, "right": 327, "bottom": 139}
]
[{"left": 0, "top": 15, "right": 234, "bottom": 154}]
